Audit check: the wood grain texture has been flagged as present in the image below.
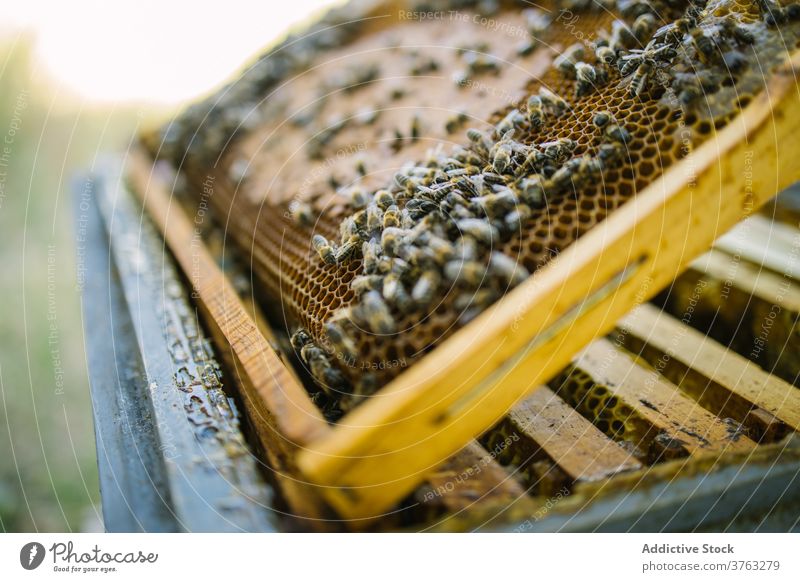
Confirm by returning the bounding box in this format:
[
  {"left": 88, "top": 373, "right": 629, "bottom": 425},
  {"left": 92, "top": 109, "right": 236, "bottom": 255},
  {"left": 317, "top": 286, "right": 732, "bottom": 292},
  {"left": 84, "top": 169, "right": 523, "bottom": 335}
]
[
  {"left": 618, "top": 303, "right": 800, "bottom": 433},
  {"left": 507, "top": 386, "right": 642, "bottom": 482},
  {"left": 417, "top": 440, "right": 529, "bottom": 514},
  {"left": 573, "top": 339, "right": 756, "bottom": 455},
  {"left": 127, "top": 150, "right": 334, "bottom": 524}
]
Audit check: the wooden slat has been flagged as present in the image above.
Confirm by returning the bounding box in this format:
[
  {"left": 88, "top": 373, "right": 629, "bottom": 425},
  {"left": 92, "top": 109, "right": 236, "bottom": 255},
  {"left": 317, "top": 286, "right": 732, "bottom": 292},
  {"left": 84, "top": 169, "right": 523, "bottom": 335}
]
[
  {"left": 297, "top": 51, "right": 800, "bottom": 519},
  {"left": 128, "top": 149, "right": 328, "bottom": 444},
  {"left": 573, "top": 339, "right": 756, "bottom": 455},
  {"left": 714, "top": 214, "right": 800, "bottom": 279},
  {"left": 695, "top": 248, "right": 800, "bottom": 313},
  {"left": 506, "top": 387, "right": 642, "bottom": 482},
  {"left": 417, "top": 441, "right": 529, "bottom": 514},
  {"left": 617, "top": 304, "right": 800, "bottom": 433},
  {"left": 665, "top": 248, "right": 800, "bottom": 385}
]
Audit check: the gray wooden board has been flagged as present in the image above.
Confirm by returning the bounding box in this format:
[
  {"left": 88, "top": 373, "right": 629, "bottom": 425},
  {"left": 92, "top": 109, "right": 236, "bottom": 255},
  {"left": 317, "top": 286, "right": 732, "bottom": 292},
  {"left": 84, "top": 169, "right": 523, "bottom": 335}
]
[
  {"left": 498, "top": 436, "right": 800, "bottom": 533},
  {"left": 77, "top": 162, "right": 277, "bottom": 532},
  {"left": 78, "top": 173, "right": 178, "bottom": 532}
]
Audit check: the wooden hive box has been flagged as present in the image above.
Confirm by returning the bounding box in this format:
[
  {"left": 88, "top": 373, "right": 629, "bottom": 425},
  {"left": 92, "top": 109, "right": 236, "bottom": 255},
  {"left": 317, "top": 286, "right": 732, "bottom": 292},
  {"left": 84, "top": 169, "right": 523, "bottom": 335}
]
[{"left": 133, "top": 0, "right": 800, "bottom": 523}]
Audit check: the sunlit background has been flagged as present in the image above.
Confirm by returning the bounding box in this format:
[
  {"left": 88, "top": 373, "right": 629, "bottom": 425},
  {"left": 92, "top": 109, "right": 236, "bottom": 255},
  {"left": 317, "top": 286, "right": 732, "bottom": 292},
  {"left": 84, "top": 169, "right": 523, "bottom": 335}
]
[
  {"left": 0, "top": 0, "right": 336, "bottom": 532},
  {"left": 1, "top": 0, "right": 340, "bottom": 104}
]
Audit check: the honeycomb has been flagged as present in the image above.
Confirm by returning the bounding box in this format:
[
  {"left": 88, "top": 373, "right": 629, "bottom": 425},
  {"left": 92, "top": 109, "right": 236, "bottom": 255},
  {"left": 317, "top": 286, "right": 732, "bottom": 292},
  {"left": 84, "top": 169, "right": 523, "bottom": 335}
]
[
  {"left": 150, "top": 0, "right": 800, "bottom": 412},
  {"left": 550, "top": 366, "right": 653, "bottom": 461}
]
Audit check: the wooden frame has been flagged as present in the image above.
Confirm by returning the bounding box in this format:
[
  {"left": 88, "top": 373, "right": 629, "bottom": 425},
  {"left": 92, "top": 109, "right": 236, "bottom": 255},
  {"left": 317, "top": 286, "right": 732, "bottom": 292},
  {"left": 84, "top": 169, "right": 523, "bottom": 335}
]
[{"left": 129, "top": 51, "right": 800, "bottom": 521}]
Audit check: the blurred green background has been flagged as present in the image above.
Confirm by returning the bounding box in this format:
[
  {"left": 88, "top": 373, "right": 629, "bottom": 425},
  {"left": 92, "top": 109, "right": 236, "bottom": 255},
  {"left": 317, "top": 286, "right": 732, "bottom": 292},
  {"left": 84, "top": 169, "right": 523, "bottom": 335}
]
[
  {"left": 0, "top": 0, "right": 334, "bottom": 533},
  {"left": 0, "top": 38, "right": 144, "bottom": 531}
]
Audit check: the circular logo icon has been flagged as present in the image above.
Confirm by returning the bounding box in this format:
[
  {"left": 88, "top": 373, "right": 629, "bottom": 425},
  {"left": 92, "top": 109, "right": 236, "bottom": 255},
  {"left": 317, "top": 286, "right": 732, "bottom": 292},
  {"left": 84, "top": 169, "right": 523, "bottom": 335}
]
[{"left": 20, "top": 542, "right": 46, "bottom": 570}]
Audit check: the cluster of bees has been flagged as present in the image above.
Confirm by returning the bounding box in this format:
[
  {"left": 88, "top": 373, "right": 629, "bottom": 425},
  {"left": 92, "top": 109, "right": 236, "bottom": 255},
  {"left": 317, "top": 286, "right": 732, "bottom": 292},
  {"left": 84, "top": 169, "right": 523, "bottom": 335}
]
[
  {"left": 592, "top": 0, "right": 797, "bottom": 101},
  {"left": 295, "top": 99, "right": 632, "bottom": 409}
]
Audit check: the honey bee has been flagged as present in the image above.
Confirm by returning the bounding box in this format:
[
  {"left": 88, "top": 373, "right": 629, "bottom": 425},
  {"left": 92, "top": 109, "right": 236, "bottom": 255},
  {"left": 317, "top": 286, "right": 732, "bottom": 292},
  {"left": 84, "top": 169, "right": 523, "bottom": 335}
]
[
  {"left": 301, "top": 343, "right": 346, "bottom": 392},
  {"left": 339, "top": 217, "right": 358, "bottom": 243},
  {"left": 491, "top": 140, "right": 514, "bottom": 174},
  {"left": 632, "top": 13, "right": 656, "bottom": 42},
  {"left": 470, "top": 189, "right": 519, "bottom": 219},
  {"left": 523, "top": 7, "right": 551, "bottom": 35},
  {"left": 427, "top": 235, "right": 456, "bottom": 265},
  {"left": 441, "top": 191, "right": 469, "bottom": 215},
  {"left": 462, "top": 49, "right": 501, "bottom": 75},
  {"left": 489, "top": 251, "right": 529, "bottom": 286},
  {"left": 691, "top": 29, "right": 716, "bottom": 62},
  {"left": 352, "top": 208, "right": 368, "bottom": 232},
  {"left": 517, "top": 175, "right": 546, "bottom": 208},
  {"left": 353, "top": 106, "right": 380, "bottom": 125},
  {"left": 721, "top": 15, "right": 755, "bottom": 44},
  {"left": 351, "top": 274, "right": 383, "bottom": 295},
  {"left": 444, "top": 259, "right": 488, "bottom": 286},
  {"left": 410, "top": 115, "right": 421, "bottom": 142},
  {"left": 290, "top": 328, "right": 312, "bottom": 352},
  {"left": 671, "top": 74, "right": 703, "bottom": 105},
  {"left": 456, "top": 218, "right": 499, "bottom": 246},
  {"left": 373, "top": 189, "right": 394, "bottom": 210},
  {"left": 406, "top": 199, "right": 439, "bottom": 220},
  {"left": 382, "top": 204, "right": 401, "bottom": 228},
  {"left": 291, "top": 201, "right": 314, "bottom": 227},
  {"left": 454, "top": 236, "right": 478, "bottom": 261},
  {"left": 505, "top": 203, "right": 532, "bottom": 231},
  {"left": 366, "top": 203, "right": 383, "bottom": 232},
  {"left": 610, "top": 19, "right": 637, "bottom": 51},
  {"left": 466, "top": 127, "right": 493, "bottom": 157},
  {"left": 452, "top": 70, "right": 470, "bottom": 88},
  {"left": 605, "top": 123, "right": 631, "bottom": 144},
  {"left": 526, "top": 95, "right": 547, "bottom": 128},
  {"left": 595, "top": 45, "right": 617, "bottom": 65},
  {"left": 357, "top": 290, "right": 396, "bottom": 334},
  {"left": 541, "top": 138, "right": 577, "bottom": 164},
  {"left": 554, "top": 43, "right": 585, "bottom": 78},
  {"left": 382, "top": 272, "right": 413, "bottom": 312},
  {"left": 411, "top": 270, "right": 442, "bottom": 308},
  {"left": 362, "top": 239, "right": 382, "bottom": 274},
  {"left": 312, "top": 234, "right": 336, "bottom": 265},
  {"left": 516, "top": 145, "right": 548, "bottom": 176},
  {"left": 355, "top": 158, "right": 368, "bottom": 177},
  {"left": 516, "top": 39, "right": 537, "bottom": 57},
  {"left": 381, "top": 227, "right": 408, "bottom": 256},
  {"left": 495, "top": 109, "right": 526, "bottom": 137},
  {"left": 324, "top": 321, "right": 358, "bottom": 361},
  {"left": 335, "top": 234, "right": 361, "bottom": 263},
  {"left": 597, "top": 143, "right": 624, "bottom": 166},
  {"left": 630, "top": 60, "right": 655, "bottom": 97},
  {"left": 445, "top": 110, "right": 469, "bottom": 134},
  {"left": 574, "top": 62, "right": 599, "bottom": 97},
  {"left": 616, "top": 0, "right": 652, "bottom": 21},
  {"left": 593, "top": 110, "right": 614, "bottom": 129},
  {"left": 650, "top": 17, "right": 694, "bottom": 47},
  {"left": 722, "top": 49, "right": 748, "bottom": 73},
  {"left": 346, "top": 187, "right": 370, "bottom": 209},
  {"left": 538, "top": 87, "right": 569, "bottom": 117}
]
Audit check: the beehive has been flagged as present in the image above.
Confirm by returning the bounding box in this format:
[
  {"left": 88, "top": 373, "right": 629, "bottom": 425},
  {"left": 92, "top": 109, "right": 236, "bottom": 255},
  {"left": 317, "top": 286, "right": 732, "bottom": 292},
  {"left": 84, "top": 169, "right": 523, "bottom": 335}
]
[{"left": 141, "top": 0, "right": 800, "bottom": 519}]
